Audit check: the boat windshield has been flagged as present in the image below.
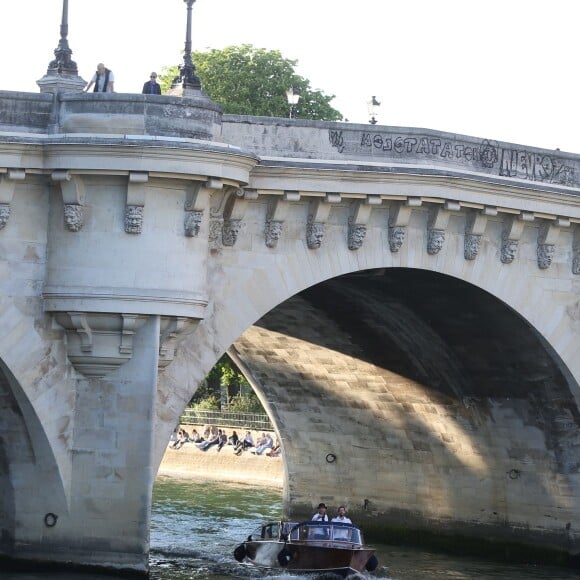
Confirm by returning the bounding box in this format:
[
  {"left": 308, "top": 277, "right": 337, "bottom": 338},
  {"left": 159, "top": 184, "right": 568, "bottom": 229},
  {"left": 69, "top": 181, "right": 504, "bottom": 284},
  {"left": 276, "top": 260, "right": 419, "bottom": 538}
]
[{"left": 288, "top": 522, "right": 362, "bottom": 545}]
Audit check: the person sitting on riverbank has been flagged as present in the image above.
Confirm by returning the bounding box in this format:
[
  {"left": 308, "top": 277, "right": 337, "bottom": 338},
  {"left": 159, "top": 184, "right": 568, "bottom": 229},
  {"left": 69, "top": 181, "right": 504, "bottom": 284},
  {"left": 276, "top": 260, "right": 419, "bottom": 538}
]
[
  {"left": 172, "top": 428, "right": 189, "bottom": 449},
  {"left": 217, "top": 429, "right": 228, "bottom": 452},
  {"left": 254, "top": 433, "right": 274, "bottom": 455},
  {"left": 190, "top": 429, "right": 202, "bottom": 443},
  {"left": 202, "top": 424, "right": 218, "bottom": 440},
  {"left": 266, "top": 439, "right": 281, "bottom": 457},
  {"left": 197, "top": 429, "right": 220, "bottom": 451},
  {"left": 234, "top": 431, "right": 254, "bottom": 455},
  {"left": 228, "top": 430, "right": 239, "bottom": 447}
]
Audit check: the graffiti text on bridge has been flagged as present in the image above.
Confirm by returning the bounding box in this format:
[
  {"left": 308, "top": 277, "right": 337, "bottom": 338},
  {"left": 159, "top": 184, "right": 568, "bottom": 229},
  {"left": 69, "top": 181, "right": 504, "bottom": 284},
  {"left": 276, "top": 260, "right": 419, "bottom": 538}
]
[{"left": 327, "top": 129, "right": 577, "bottom": 187}]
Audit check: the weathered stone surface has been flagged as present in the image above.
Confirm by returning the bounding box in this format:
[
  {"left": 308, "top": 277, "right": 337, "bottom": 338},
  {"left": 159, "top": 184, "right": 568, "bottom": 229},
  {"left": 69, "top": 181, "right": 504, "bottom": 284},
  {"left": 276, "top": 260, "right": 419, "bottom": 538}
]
[{"left": 0, "top": 91, "right": 578, "bottom": 574}]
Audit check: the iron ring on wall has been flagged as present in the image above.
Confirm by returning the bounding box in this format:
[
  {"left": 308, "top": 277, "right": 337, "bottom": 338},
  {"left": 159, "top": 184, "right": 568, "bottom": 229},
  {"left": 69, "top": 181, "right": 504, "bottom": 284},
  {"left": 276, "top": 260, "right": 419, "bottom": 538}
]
[
  {"left": 325, "top": 453, "right": 337, "bottom": 463},
  {"left": 44, "top": 512, "right": 58, "bottom": 527}
]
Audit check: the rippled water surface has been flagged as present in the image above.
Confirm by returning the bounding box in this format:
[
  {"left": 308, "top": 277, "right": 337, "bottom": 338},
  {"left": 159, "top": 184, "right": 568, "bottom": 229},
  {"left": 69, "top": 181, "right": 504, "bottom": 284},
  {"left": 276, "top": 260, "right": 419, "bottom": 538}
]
[{"left": 5, "top": 477, "right": 580, "bottom": 579}]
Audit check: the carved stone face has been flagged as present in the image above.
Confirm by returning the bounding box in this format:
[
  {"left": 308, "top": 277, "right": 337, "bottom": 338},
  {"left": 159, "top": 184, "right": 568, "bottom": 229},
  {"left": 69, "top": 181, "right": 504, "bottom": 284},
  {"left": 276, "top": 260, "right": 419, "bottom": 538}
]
[
  {"left": 0, "top": 205, "right": 11, "bottom": 229},
  {"left": 501, "top": 238, "right": 518, "bottom": 263},
  {"left": 427, "top": 229, "right": 445, "bottom": 254},
  {"left": 307, "top": 222, "right": 324, "bottom": 249},
  {"left": 265, "top": 220, "right": 283, "bottom": 248},
  {"left": 125, "top": 205, "right": 143, "bottom": 234},
  {"left": 464, "top": 234, "right": 481, "bottom": 260},
  {"left": 573, "top": 250, "right": 580, "bottom": 275},
  {"left": 64, "top": 204, "right": 83, "bottom": 232},
  {"left": 388, "top": 226, "right": 405, "bottom": 252},
  {"left": 348, "top": 224, "right": 366, "bottom": 250},
  {"left": 537, "top": 243, "right": 555, "bottom": 270},
  {"left": 184, "top": 211, "right": 202, "bottom": 237}
]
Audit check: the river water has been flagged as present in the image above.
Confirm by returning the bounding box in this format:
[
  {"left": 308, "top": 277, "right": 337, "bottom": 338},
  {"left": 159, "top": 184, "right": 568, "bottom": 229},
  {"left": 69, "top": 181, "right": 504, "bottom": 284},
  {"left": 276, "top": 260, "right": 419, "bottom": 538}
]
[{"left": 5, "top": 477, "right": 580, "bottom": 579}]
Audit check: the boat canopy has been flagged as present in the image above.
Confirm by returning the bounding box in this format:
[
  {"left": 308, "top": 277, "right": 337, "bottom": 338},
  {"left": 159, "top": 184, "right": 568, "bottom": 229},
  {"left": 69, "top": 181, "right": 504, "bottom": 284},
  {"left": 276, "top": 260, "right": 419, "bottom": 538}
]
[{"left": 288, "top": 521, "right": 363, "bottom": 544}]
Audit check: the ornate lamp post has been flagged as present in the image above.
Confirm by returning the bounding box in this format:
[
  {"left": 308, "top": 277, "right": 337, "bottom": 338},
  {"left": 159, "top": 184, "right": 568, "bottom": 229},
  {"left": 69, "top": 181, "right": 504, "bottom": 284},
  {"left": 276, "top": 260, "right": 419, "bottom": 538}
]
[
  {"left": 286, "top": 86, "right": 300, "bottom": 119},
  {"left": 171, "top": 0, "right": 202, "bottom": 92},
  {"left": 46, "top": 0, "right": 77, "bottom": 75},
  {"left": 367, "top": 95, "right": 381, "bottom": 125},
  {"left": 37, "top": 0, "right": 85, "bottom": 93}
]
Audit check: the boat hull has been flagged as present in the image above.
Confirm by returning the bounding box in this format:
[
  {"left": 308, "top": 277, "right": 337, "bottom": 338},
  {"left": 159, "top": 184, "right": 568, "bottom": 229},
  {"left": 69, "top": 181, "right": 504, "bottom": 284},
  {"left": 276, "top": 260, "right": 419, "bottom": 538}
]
[{"left": 243, "top": 539, "right": 375, "bottom": 576}]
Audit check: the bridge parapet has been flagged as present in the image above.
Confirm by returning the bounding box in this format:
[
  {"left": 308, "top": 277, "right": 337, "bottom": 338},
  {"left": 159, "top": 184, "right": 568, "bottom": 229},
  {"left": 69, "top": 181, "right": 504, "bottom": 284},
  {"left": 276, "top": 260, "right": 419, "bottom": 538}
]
[
  {"left": 0, "top": 91, "right": 223, "bottom": 140},
  {"left": 223, "top": 115, "right": 580, "bottom": 190}
]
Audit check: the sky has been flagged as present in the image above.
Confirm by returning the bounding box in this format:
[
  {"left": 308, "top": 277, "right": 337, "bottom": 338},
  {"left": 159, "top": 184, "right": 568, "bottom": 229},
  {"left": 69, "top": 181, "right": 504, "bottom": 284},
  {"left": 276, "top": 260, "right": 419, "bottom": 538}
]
[{"left": 2, "top": 0, "right": 579, "bottom": 154}]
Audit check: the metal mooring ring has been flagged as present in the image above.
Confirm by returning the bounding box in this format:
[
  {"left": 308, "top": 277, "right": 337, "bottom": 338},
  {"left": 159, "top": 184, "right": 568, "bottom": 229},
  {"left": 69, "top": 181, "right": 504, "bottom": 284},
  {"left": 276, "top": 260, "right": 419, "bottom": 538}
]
[
  {"left": 44, "top": 512, "right": 58, "bottom": 527},
  {"left": 325, "top": 453, "right": 337, "bottom": 463}
]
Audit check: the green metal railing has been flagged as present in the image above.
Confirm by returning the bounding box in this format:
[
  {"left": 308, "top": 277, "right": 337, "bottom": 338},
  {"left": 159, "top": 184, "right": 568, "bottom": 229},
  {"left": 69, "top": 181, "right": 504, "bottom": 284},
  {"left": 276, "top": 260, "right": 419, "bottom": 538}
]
[{"left": 180, "top": 408, "right": 274, "bottom": 431}]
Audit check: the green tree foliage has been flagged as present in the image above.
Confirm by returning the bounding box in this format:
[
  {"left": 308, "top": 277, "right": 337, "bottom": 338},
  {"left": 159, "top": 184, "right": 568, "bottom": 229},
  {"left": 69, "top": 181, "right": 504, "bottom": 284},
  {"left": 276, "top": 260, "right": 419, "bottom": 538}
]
[
  {"left": 161, "top": 44, "right": 342, "bottom": 121},
  {"left": 189, "top": 353, "right": 266, "bottom": 414},
  {"left": 190, "top": 394, "right": 220, "bottom": 411},
  {"left": 227, "top": 391, "right": 265, "bottom": 414}
]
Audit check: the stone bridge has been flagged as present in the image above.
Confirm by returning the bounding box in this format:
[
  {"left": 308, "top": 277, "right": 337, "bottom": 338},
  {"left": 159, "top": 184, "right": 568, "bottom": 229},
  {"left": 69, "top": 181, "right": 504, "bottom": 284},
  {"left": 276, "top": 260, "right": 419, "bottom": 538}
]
[{"left": 0, "top": 89, "right": 579, "bottom": 574}]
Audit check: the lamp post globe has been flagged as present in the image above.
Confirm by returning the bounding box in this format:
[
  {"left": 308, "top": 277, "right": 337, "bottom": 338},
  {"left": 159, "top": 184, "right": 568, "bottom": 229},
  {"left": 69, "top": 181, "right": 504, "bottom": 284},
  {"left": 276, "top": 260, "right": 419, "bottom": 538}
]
[
  {"left": 367, "top": 95, "right": 381, "bottom": 125},
  {"left": 286, "top": 86, "right": 300, "bottom": 119}
]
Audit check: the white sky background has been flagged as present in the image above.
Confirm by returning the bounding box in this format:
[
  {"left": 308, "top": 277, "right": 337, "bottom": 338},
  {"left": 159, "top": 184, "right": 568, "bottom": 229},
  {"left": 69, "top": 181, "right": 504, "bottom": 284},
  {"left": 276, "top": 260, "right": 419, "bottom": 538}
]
[{"left": 2, "top": 0, "right": 579, "bottom": 153}]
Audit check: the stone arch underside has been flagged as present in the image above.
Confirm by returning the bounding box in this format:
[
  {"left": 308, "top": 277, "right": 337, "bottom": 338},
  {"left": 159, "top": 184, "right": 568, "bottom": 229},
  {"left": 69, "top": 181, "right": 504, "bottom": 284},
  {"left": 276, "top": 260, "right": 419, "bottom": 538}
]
[
  {"left": 0, "top": 360, "right": 67, "bottom": 561},
  {"left": 231, "top": 268, "right": 580, "bottom": 557}
]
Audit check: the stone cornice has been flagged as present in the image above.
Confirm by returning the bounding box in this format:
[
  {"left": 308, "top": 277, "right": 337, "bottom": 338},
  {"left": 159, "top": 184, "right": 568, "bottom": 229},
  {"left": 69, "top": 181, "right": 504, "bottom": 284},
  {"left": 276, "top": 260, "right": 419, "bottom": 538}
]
[
  {"left": 248, "top": 165, "right": 580, "bottom": 222},
  {"left": 0, "top": 135, "right": 258, "bottom": 184}
]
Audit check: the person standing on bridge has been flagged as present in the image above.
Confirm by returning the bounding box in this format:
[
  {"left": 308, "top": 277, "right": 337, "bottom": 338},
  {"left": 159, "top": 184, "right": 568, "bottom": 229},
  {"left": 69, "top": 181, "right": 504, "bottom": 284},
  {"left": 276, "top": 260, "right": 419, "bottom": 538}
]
[
  {"left": 84, "top": 63, "right": 115, "bottom": 93},
  {"left": 142, "top": 72, "right": 161, "bottom": 94}
]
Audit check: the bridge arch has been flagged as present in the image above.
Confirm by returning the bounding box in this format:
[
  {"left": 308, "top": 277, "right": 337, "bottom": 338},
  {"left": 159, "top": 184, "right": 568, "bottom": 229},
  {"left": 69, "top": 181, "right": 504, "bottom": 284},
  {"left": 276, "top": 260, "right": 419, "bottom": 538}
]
[{"left": 159, "top": 194, "right": 580, "bottom": 556}]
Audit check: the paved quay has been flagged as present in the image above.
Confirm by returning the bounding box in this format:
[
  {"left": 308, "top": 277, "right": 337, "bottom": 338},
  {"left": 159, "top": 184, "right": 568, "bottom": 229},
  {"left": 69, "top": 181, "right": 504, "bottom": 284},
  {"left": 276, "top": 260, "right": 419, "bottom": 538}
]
[{"left": 157, "top": 426, "right": 283, "bottom": 488}]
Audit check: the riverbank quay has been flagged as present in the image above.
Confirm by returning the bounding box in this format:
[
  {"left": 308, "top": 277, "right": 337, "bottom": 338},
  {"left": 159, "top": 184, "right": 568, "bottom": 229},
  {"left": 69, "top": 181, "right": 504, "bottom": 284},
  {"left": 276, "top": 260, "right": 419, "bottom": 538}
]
[{"left": 157, "top": 426, "right": 283, "bottom": 488}]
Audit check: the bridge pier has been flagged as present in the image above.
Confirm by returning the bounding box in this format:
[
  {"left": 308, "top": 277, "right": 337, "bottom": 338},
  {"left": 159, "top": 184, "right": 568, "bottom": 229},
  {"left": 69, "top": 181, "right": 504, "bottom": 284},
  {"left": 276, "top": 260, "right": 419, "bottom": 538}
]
[{"left": 27, "top": 317, "right": 160, "bottom": 574}]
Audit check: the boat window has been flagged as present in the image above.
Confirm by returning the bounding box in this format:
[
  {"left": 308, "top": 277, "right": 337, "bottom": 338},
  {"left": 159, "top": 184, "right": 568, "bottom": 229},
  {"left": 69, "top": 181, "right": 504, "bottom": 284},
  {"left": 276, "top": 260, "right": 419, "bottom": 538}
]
[
  {"left": 290, "top": 526, "right": 304, "bottom": 540},
  {"left": 311, "top": 525, "right": 330, "bottom": 540},
  {"left": 261, "top": 522, "right": 280, "bottom": 539},
  {"left": 332, "top": 526, "right": 351, "bottom": 541},
  {"left": 350, "top": 528, "right": 362, "bottom": 544}
]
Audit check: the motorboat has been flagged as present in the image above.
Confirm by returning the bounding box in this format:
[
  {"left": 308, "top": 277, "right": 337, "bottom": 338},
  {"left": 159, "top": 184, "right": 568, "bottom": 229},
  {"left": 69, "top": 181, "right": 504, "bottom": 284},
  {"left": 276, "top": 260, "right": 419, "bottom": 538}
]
[{"left": 233, "top": 520, "right": 379, "bottom": 577}]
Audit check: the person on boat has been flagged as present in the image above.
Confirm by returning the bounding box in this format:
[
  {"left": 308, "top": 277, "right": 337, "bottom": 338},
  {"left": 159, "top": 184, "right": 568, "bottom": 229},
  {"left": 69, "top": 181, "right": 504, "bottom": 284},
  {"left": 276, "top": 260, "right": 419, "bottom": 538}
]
[
  {"left": 311, "top": 503, "right": 330, "bottom": 522},
  {"left": 331, "top": 506, "right": 352, "bottom": 524}
]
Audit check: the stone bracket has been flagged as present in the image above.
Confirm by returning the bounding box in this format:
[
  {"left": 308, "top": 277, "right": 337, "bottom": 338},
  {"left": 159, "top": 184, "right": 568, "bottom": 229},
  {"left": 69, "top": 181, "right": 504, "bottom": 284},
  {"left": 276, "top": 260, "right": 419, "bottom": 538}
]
[
  {"left": 221, "top": 186, "right": 257, "bottom": 246},
  {"left": 347, "top": 197, "right": 380, "bottom": 251},
  {"left": 501, "top": 212, "right": 535, "bottom": 264},
  {"left": 0, "top": 169, "right": 26, "bottom": 230},
  {"left": 53, "top": 312, "right": 197, "bottom": 377},
  {"left": 158, "top": 316, "right": 197, "bottom": 370},
  {"left": 125, "top": 172, "right": 149, "bottom": 234},
  {"left": 184, "top": 178, "right": 222, "bottom": 237},
  {"left": 265, "top": 197, "right": 290, "bottom": 249},
  {"left": 573, "top": 225, "right": 580, "bottom": 275},
  {"left": 537, "top": 218, "right": 569, "bottom": 270},
  {"left": 464, "top": 206, "right": 497, "bottom": 260},
  {"left": 427, "top": 204, "right": 457, "bottom": 255},
  {"left": 388, "top": 197, "right": 422, "bottom": 252},
  {"left": 52, "top": 171, "right": 86, "bottom": 232},
  {"left": 306, "top": 195, "right": 341, "bottom": 249}
]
